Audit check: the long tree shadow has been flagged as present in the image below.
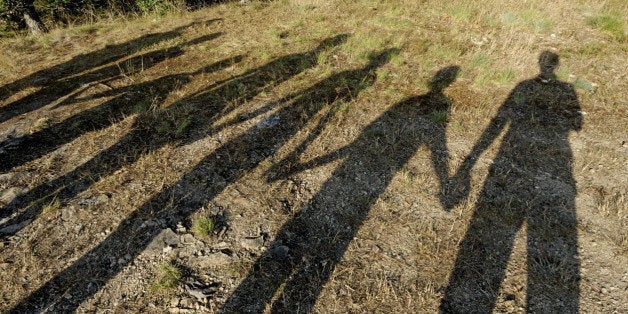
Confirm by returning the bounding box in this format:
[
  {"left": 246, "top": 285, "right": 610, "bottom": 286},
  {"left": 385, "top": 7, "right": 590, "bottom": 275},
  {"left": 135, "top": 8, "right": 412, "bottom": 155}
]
[
  {"left": 222, "top": 65, "right": 460, "bottom": 312},
  {"left": 0, "top": 20, "right": 219, "bottom": 124},
  {"left": 0, "top": 34, "right": 350, "bottom": 235},
  {"left": 439, "top": 51, "right": 582, "bottom": 313},
  {"left": 0, "top": 33, "right": 222, "bottom": 173},
  {"left": 8, "top": 47, "right": 394, "bottom": 312}
]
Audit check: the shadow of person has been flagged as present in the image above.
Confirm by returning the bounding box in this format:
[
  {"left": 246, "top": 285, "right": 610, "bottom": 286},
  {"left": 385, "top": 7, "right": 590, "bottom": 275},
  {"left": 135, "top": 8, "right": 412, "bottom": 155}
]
[
  {"left": 0, "top": 35, "right": 349, "bottom": 235},
  {"left": 222, "top": 65, "right": 459, "bottom": 313},
  {"left": 439, "top": 51, "right": 582, "bottom": 313},
  {"left": 0, "top": 21, "right": 217, "bottom": 123},
  {"left": 0, "top": 33, "right": 222, "bottom": 173},
  {"left": 7, "top": 40, "right": 392, "bottom": 313}
]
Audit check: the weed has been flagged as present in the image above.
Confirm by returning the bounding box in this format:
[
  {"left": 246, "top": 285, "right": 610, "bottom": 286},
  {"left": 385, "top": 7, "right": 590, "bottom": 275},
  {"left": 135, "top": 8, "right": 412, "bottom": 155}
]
[
  {"left": 32, "top": 117, "right": 54, "bottom": 132},
  {"left": 42, "top": 199, "right": 61, "bottom": 216},
  {"left": 191, "top": 216, "right": 215, "bottom": 237},
  {"left": 151, "top": 262, "right": 182, "bottom": 291}
]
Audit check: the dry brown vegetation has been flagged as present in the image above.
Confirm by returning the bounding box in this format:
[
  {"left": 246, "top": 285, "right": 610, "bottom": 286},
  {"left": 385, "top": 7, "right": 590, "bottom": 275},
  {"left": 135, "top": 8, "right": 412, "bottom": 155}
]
[{"left": 0, "top": 0, "right": 626, "bottom": 312}]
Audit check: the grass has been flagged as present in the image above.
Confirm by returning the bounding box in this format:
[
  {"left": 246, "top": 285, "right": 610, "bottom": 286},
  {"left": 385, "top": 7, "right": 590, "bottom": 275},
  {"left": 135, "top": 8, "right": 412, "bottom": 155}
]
[
  {"left": 32, "top": 117, "right": 54, "bottom": 132},
  {"left": 588, "top": 14, "right": 626, "bottom": 41},
  {"left": 151, "top": 262, "right": 182, "bottom": 291},
  {"left": 0, "top": 0, "right": 626, "bottom": 313},
  {"left": 42, "top": 199, "right": 61, "bottom": 216},
  {"left": 191, "top": 216, "right": 215, "bottom": 237}
]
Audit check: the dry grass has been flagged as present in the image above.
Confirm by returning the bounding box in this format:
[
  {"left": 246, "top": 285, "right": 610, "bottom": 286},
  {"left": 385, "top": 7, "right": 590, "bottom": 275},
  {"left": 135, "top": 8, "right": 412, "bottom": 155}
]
[{"left": 0, "top": 0, "right": 626, "bottom": 312}]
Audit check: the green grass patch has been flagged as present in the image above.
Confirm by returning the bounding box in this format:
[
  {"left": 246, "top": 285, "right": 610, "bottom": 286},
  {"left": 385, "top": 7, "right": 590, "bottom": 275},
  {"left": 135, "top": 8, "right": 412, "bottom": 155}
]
[
  {"left": 151, "top": 262, "right": 182, "bottom": 291},
  {"left": 588, "top": 15, "right": 626, "bottom": 41},
  {"left": 42, "top": 199, "right": 61, "bottom": 216},
  {"left": 495, "top": 68, "right": 516, "bottom": 86},
  {"left": 191, "top": 216, "right": 215, "bottom": 237},
  {"left": 447, "top": 5, "right": 477, "bottom": 22},
  {"left": 134, "top": 100, "right": 152, "bottom": 113},
  {"left": 502, "top": 9, "right": 553, "bottom": 32},
  {"left": 175, "top": 118, "right": 192, "bottom": 137},
  {"left": 430, "top": 110, "right": 449, "bottom": 124},
  {"left": 469, "top": 54, "right": 493, "bottom": 68},
  {"left": 32, "top": 117, "right": 54, "bottom": 132},
  {"left": 573, "top": 77, "right": 595, "bottom": 91}
]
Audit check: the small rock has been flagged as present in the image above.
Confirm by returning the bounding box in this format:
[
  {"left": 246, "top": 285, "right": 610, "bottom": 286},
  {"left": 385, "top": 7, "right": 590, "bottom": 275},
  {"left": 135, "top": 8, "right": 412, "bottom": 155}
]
[
  {"left": 176, "top": 222, "right": 187, "bottom": 233},
  {"left": 180, "top": 233, "right": 196, "bottom": 244},
  {"left": 255, "top": 115, "right": 280, "bottom": 129},
  {"left": 73, "top": 223, "right": 83, "bottom": 232},
  {"left": 61, "top": 207, "right": 77, "bottom": 222},
  {"left": 240, "top": 236, "right": 264, "bottom": 250},
  {"left": 170, "top": 298, "right": 181, "bottom": 307},
  {"left": 144, "top": 228, "right": 179, "bottom": 255}
]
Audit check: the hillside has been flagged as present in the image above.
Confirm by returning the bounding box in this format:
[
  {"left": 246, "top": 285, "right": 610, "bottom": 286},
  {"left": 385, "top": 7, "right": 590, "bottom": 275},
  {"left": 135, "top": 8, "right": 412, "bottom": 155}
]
[{"left": 0, "top": 0, "right": 626, "bottom": 312}]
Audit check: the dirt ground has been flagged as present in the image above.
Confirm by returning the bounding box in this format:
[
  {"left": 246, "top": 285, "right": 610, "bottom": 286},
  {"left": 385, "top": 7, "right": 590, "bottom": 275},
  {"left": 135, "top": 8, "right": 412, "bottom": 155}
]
[{"left": 0, "top": 1, "right": 626, "bottom": 313}]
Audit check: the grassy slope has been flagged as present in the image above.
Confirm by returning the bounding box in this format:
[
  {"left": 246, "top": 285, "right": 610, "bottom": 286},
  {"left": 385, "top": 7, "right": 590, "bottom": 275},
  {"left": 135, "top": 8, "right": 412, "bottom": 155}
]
[{"left": 0, "top": 0, "right": 626, "bottom": 312}]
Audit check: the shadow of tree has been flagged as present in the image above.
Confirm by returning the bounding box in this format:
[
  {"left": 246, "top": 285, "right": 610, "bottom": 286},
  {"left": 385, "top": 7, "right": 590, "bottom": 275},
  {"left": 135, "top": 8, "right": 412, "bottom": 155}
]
[
  {"left": 439, "top": 51, "right": 582, "bottom": 313},
  {"left": 0, "top": 20, "right": 220, "bottom": 124},
  {"left": 6, "top": 36, "right": 395, "bottom": 313},
  {"left": 222, "top": 65, "right": 459, "bottom": 312}
]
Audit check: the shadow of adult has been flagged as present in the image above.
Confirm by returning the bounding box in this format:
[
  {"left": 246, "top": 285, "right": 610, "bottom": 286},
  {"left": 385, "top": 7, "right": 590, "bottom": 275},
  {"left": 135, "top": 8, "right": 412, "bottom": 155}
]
[
  {"left": 0, "top": 20, "right": 218, "bottom": 123},
  {"left": 0, "top": 33, "right": 222, "bottom": 173},
  {"left": 8, "top": 47, "right": 393, "bottom": 313},
  {"left": 439, "top": 51, "right": 582, "bottom": 313},
  {"left": 223, "top": 66, "right": 459, "bottom": 313},
  {"left": 0, "top": 35, "right": 347, "bottom": 235}
]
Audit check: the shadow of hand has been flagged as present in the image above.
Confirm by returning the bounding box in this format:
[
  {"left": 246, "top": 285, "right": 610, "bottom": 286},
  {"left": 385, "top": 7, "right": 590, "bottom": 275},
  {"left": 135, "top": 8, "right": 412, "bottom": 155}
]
[{"left": 440, "top": 168, "right": 471, "bottom": 211}]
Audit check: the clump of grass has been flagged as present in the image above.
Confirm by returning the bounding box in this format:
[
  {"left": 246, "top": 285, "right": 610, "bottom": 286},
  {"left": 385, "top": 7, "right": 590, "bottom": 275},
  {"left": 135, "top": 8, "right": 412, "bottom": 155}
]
[
  {"left": 151, "top": 262, "right": 182, "bottom": 291},
  {"left": 191, "top": 216, "right": 215, "bottom": 238},
  {"left": 573, "top": 77, "right": 595, "bottom": 91},
  {"left": 502, "top": 9, "right": 553, "bottom": 33},
  {"left": 469, "top": 54, "right": 493, "bottom": 68},
  {"left": 175, "top": 118, "right": 192, "bottom": 137},
  {"left": 42, "top": 199, "right": 61, "bottom": 215},
  {"left": 495, "top": 68, "right": 516, "bottom": 86},
  {"left": 133, "top": 100, "right": 152, "bottom": 113},
  {"left": 588, "top": 15, "right": 626, "bottom": 41},
  {"left": 156, "top": 121, "right": 172, "bottom": 134},
  {"left": 430, "top": 110, "right": 449, "bottom": 124},
  {"left": 33, "top": 117, "right": 54, "bottom": 132}
]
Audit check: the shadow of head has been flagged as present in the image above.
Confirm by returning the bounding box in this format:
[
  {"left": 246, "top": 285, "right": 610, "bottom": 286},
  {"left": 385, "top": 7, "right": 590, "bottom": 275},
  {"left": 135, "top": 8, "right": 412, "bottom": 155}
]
[
  {"left": 538, "top": 50, "right": 560, "bottom": 82},
  {"left": 429, "top": 65, "right": 460, "bottom": 92},
  {"left": 313, "top": 33, "right": 350, "bottom": 52}
]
